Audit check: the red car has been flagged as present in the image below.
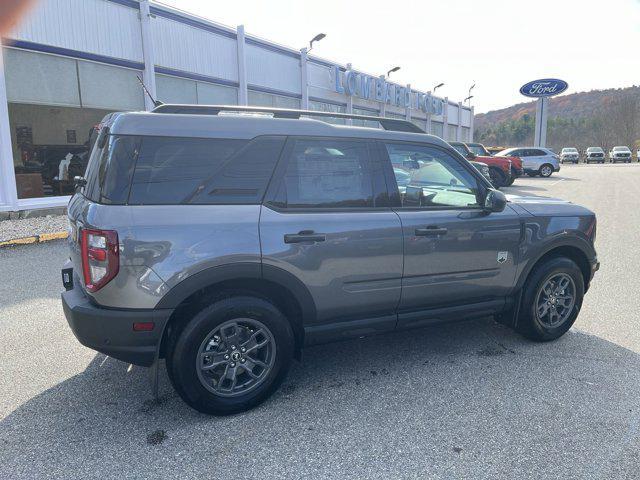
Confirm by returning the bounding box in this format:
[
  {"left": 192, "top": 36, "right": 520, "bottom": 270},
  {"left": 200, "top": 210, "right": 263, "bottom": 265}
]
[
  {"left": 450, "top": 142, "right": 514, "bottom": 188},
  {"left": 467, "top": 142, "right": 524, "bottom": 185}
]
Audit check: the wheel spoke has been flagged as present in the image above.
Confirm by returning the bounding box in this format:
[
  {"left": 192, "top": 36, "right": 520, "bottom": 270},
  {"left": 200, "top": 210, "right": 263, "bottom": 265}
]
[
  {"left": 200, "top": 352, "right": 228, "bottom": 370},
  {"left": 241, "top": 329, "right": 269, "bottom": 353}
]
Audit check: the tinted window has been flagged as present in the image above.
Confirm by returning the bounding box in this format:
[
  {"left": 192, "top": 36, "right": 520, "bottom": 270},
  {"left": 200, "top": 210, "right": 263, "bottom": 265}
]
[
  {"left": 128, "top": 137, "right": 246, "bottom": 205},
  {"left": 272, "top": 138, "right": 375, "bottom": 208},
  {"left": 83, "top": 134, "right": 140, "bottom": 205},
  {"left": 187, "top": 136, "right": 285, "bottom": 204},
  {"left": 385, "top": 143, "right": 480, "bottom": 208},
  {"left": 530, "top": 149, "right": 546, "bottom": 156}
]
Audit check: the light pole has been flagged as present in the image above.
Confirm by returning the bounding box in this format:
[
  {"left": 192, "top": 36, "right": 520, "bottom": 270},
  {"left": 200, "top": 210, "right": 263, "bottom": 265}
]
[
  {"left": 386, "top": 66, "right": 400, "bottom": 78},
  {"left": 308, "top": 33, "right": 326, "bottom": 52},
  {"left": 468, "top": 82, "right": 475, "bottom": 100},
  {"left": 464, "top": 95, "right": 474, "bottom": 106},
  {"left": 433, "top": 82, "right": 444, "bottom": 93}
]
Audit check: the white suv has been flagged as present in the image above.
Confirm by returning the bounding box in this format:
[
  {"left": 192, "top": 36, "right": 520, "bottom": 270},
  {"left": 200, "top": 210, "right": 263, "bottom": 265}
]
[
  {"left": 585, "top": 147, "right": 605, "bottom": 164},
  {"left": 609, "top": 146, "right": 632, "bottom": 163},
  {"left": 496, "top": 147, "right": 560, "bottom": 177},
  {"left": 560, "top": 147, "right": 579, "bottom": 164}
]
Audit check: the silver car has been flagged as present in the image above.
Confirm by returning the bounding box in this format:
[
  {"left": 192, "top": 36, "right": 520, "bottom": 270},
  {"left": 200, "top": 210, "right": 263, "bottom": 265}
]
[{"left": 497, "top": 147, "right": 560, "bottom": 177}]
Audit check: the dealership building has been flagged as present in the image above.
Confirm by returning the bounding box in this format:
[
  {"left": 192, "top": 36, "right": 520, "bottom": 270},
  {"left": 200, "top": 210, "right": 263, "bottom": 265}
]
[{"left": 0, "top": 0, "right": 474, "bottom": 212}]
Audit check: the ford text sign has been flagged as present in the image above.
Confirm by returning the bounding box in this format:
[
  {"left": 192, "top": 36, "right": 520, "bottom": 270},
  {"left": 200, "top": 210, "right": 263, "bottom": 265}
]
[{"left": 520, "top": 79, "right": 568, "bottom": 98}]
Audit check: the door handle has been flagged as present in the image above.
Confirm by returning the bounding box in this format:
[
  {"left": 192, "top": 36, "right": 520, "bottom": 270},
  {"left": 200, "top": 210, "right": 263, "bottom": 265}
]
[
  {"left": 415, "top": 226, "right": 448, "bottom": 236},
  {"left": 284, "top": 230, "right": 326, "bottom": 244}
]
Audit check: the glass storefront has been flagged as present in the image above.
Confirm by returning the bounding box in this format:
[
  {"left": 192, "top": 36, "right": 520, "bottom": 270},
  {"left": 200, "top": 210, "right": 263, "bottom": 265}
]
[
  {"left": 4, "top": 47, "right": 144, "bottom": 199},
  {"left": 248, "top": 90, "right": 300, "bottom": 109},
  {"left": 156, "top": 74, "right": 238, "bottom": 105},
  {"left": 447, "top": 124, "right": 458, "bottom": 141},
  {"left": 308, "top": 100, "right": 346, "bottom": 125},
  {"left": 431, "top": 121, "right": 444, "bottom": 138}
]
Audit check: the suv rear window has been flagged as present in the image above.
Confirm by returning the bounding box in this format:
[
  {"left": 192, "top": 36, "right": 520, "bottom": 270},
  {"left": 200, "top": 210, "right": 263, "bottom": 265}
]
[{"left": 83, "top": 135, "right": 285, "bottom": 205}]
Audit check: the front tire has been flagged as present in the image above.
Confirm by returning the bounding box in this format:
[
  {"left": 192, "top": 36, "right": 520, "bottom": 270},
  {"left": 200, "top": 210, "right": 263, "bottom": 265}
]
[
  {"left": 167, "top": 296, "right": 294, "bottom": 415},
  {"left": 489, "top": 167, "right": 507, "bottom": 188},
  {"left": 539, "top": 164, "right": 554, "bottom": 177},
  {"left": 516, "top": 257, "right": 584, "bottom": 341}
]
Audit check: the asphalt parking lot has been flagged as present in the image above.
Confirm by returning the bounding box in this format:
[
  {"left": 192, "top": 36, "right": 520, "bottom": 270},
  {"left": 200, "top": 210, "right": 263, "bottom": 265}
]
[{"left": 1, "top": 163, "right": 639, "bottom": 480}]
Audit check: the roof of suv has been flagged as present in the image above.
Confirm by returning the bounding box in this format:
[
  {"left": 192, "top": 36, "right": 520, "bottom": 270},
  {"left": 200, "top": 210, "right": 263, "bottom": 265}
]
[{"left": 106, "top": 110, "right": 451, "bottom": 147}]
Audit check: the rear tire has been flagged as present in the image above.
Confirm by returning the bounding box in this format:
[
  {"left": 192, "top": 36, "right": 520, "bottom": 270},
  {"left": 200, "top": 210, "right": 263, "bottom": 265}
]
[
  {"left": 516, "top": 257, "right": 584, "bottom": 341},
  {"left": 167, "top": 296, "right": 294, "bottom": 415}
]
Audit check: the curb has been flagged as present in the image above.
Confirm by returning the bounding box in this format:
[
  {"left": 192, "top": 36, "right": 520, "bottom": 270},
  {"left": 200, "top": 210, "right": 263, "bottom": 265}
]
[{"left": 0, "top": 231, "right": 68, "bottom": 248}]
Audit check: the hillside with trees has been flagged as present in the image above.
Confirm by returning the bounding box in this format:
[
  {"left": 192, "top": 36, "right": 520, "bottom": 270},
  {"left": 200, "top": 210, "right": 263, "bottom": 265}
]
[{"left": 474, "top": 86, "right": 640, "bottom": 152}]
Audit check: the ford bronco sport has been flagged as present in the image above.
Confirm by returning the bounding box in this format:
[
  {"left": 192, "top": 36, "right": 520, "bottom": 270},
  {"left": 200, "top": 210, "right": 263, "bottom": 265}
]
[{"left": 62, "top": 105, "right": 599, "bottom": 415}]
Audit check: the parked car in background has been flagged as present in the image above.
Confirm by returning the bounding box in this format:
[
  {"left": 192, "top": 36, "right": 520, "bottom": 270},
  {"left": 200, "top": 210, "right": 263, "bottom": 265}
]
[
  {"left": 486, "top": 146, "right": 507, "bottom": 155},
  {"left": 450, "top": 141, "right": 512, "bottom": 188},
  {"left": 560, "top": 147, "right": 580, "bottom": 164},
  {"left": 470, "top": 160, "right": 492, "bottom": 183},
  {"left": 609, "top": 146, "right": 632, "bottom": 163},
  {"left": 467, "top": 142, "right": 524, "bottom": 181},
  {"left": 585, "top": 147, "right": 605, "bottom": 164},
  {"left": 496, "top": 147, "right": 560, "bottom": 178}
]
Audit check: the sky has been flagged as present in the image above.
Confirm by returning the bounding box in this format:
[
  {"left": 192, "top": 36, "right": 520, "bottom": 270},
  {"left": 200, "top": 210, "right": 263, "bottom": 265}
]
[{"left": 158, "top": 0, "right": 640, "bottom": 113}]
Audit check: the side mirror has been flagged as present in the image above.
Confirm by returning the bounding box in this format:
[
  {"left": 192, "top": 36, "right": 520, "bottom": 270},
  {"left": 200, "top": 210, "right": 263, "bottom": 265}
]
[{"left": 484, "top": 188, "right": 507, "bottom": 213}]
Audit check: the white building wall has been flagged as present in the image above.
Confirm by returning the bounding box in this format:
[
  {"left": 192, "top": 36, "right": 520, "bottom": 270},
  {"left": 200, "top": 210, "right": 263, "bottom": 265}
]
[
  {"left": 151, "top": 16, "right": 238, "bottom": 82},
  {"left": 10, "top": 0, "right": 143, "bottom": 62},
  {"left": 245, "top": 44, "right": 301, "bottom": 94}
]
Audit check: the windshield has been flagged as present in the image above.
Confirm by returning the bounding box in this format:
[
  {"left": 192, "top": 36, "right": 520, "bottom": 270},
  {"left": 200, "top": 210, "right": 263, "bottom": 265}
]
[
  {"left": 467, "top": 144, "right": 489, "bottom": 156},
  {"left": 613, "top": 146, "right": 630, "bottom": 151},
  {"left": 496, "top": 148, "right": 515, "bottom": 156},
  {"left": 587, "top": 147, "right": 604, "bottom": 153},
  {"left": 562, "top": 148, "right": 577, "bottom": 153}
]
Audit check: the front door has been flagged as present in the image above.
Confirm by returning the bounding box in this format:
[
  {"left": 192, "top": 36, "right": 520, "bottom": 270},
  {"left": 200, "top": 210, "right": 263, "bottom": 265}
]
[
  {"left": 380, "top": 141, "right": 521, "bottom": 328},
  {"left": 260, "top": 136, "right": 403, "bottom": 339}
]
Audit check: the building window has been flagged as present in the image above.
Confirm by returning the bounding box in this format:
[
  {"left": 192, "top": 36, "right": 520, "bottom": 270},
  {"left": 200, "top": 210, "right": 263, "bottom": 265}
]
[
  {"left": 431, "top": 121, "right": 444, "bottom": 138},
  {"left": 461, "top": 127, "right": 471, "bottom": 142},
  {"left": 411, "top": 118, "right": 427, "bottom": 132},
  {"left": 156, "top": 74, "right": 238, "bottom": 105},
  {"left": 248, "top": 90, "right": 300, "bottom": 109},
  {"left": 307, "top": 100, "right": 346, "bottom": 125},
  {"left": 4, "top": 47, "right": 144, "bottom": 199},
  {"left": 385, "top": 111, "right": 406, "bottom": 120},
  {"left": 352, "top": 107, "right": 380, "bottom": 128},
  {"left": 447, "top": 124, "right": 458, "bottom": 141}
]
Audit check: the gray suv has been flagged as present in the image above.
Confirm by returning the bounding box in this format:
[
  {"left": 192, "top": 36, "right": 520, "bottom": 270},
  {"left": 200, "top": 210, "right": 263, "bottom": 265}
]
[{"left": 62, "top": 105, "right": 599, "bottom": 415}]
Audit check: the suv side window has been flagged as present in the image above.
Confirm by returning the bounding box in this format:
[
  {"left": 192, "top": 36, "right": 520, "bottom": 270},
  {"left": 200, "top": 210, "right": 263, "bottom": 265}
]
[
  {"left": 384, "top": 142, "right": 481, "bottom": 209},
  {"left": 269, "top": 137, "right": 377, "bottom": 209},
  {"left": 128, "top": 137, "right": 246, "bottom": 205},
  {"left": 530, "top": 149, "right": 546, "bottom": 156}
]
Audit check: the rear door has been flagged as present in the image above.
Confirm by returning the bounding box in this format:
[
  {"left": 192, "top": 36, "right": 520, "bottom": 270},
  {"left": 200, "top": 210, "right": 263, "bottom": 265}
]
[
  {"left": 380, "top": 141, "right": 521, "bottom": 328},
  {"left": 260, "top": 136, "right": 403, "bottom": 339}
]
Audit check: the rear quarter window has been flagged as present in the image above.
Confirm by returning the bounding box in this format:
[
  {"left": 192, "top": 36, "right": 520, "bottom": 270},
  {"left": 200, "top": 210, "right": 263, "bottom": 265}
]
[{"left": 128, "top": 136, "right": 284, "bottom": 205}]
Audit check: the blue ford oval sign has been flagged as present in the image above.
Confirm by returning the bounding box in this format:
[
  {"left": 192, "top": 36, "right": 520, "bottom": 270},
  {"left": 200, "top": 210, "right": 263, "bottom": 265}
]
[{"left": 520, "top": 79, "right": 568, "bottom": 98}]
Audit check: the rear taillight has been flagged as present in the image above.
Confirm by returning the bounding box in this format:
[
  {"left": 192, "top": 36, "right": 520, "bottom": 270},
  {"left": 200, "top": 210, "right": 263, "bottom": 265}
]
[{"left": 81, "top": 228, "right": 119, "bottom": 292}]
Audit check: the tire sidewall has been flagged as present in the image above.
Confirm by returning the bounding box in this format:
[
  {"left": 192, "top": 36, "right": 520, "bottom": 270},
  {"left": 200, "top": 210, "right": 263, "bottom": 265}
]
[
  {"left": 168, "top": 296, "right": 294, "bottom": 415},
  {"left": 518, "top": 257, "right": 585, "bottom": 341},
  {"left": 539, "top": 164, "right": 553, "bottom": 177},
  {"left": 489, "top": 167, "right": 507, "bottom": 188}
]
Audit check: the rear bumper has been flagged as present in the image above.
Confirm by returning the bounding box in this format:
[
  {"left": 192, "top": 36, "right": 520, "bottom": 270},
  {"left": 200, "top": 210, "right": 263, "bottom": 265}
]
[{"left": 62, "top": 282, "right": 173, "bottom": 367}]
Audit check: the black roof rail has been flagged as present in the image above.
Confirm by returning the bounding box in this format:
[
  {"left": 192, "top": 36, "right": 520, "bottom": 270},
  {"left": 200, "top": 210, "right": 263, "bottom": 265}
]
[{"left": 151, "top": 104, "right": 426, "bottom": 134}]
